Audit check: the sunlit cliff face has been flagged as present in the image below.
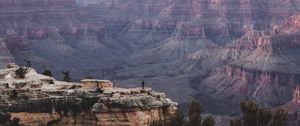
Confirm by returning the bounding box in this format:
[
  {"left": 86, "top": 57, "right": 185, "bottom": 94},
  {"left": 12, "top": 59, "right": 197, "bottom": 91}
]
[{"left": 0, "top": 64, "right": 177, "bottom": 126}]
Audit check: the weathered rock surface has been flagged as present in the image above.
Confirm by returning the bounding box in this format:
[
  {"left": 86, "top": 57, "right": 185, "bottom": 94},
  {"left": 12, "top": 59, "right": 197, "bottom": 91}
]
[
  {"left": 0, "top": 0, "right": 300, "bottom": 115},
  {"left": 0, "top": 64, "right": 177, "bottom": 126},
  {"left": 194, "top": 13, "right": 300, "bottom": 114}
]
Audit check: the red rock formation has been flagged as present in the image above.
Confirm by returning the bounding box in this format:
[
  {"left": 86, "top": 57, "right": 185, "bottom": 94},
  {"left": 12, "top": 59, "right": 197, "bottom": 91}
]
[
  {"left": 222, "top": 65, "right": 299, "bottom": 86},
  {"left": 198, "top": 13, "right": 300, "bottom": 107},
  {"left": 280, "top": 13, "right": 300, "bottom": 33}
]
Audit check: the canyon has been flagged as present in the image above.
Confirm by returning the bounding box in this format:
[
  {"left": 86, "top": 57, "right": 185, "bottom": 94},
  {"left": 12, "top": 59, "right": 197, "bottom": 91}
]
[
  {"left": 196, "top": 13, "right": 300, "bottom": 114},
  {"left": 0, "top": 0, "right": 299, "bottom": 115}
]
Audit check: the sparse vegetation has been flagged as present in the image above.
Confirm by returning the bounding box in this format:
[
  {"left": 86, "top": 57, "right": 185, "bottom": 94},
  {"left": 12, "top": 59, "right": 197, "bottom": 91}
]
[
  {"left": 240, "top": 101, "right": 258, "bottom": 126},
  {"left": 150, "top": 100, "right": 216, "bottom": 126},
  {"left": 170, "top": 100, "right": 216, "bottom": 126},
  {"left": 202, "top": 116, "right": 215, "bottom": 126},
  {"left": 9, "top": 89, "right": 18, "bottom": 99},
  {"left": 257, "top": 108, "right": 272, "bottom": 126},
  {"left": 23, "top": 59, "right": 31, "bottom": 67},
  {"left": 62, "top": 71, "right": 71, "bottom": 82},
  {"left": 170, "top": 109, "right": 185, "bottom": 126},
  {"left": 95, "top": 87, "right": 104, "bottom": 93},
  {"left": 188, "top": 100, "right": 203, "bottom": 126},
  {"left": 10, "top": 117, "right": 21, "bottom": 126},
  {"left": 53, "top": 96, "right": 98, "bottom": 118},
  {"left": 80, "top": 96, "right": 98, "bottom": 112},
  {"left": 15, "top": 67, "right": 29, "bottom": 78},
  {"left": 270, "top": 108, "right": 288, "bottom": 126},
  {"left": 230, "top": 101, "right": 288, "bottom": 126},
  {"left": 42, "top": 70, "right": 53, "bottom": 77}
]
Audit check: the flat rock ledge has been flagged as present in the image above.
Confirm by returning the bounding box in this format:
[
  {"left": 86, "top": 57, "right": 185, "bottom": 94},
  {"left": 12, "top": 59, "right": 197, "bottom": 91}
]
[{"left": 0, "top": 64, "right": 178, "bottom": 126}]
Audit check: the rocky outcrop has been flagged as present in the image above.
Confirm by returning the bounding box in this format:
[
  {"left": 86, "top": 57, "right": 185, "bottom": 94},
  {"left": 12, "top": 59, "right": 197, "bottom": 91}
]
[{"left": 0, "top": 64, "right": 177, "bottom": 126}]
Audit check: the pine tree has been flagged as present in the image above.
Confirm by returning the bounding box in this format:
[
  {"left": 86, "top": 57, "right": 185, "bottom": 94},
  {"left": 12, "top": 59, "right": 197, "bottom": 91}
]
[
  {"left": 202, "top": 116, "right": 215, "bottom": 126},
  {"left": 170, "top": 109, "right": 185, "bottom": 126},
  {"left": 62, "top": 71, "right": 71, "bottom": 82},
  {"left": 42, "top": 70, "right": 53, "bottom": 77},
  {"left": 15, "top": 67, "right": 28, "bottom": 78},
  {"left": 240, "top": 101, "right": 258, "bottom": 126},
  {"left": 271, "top": 108, "right": 288, "bottom": 126},
  {"left": 188, "top": 100, "right": 202, "bottom": 126},
  {"left": 232, "top": 101, "right": 288, "bottom": 126},
  {"left": 257, "top": 108, "right": 272, "bottom": 126}
]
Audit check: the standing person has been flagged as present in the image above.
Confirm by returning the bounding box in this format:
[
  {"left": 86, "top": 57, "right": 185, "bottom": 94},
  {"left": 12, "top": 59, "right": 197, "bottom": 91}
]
[{"left": 141, "top": 80, "right": 145, "bottom": 90}]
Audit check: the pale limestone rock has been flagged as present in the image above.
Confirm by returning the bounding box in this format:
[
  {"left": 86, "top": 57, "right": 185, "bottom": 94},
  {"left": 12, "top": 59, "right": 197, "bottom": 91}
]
[
  {"left": 0, "top": 65, "right": 177, "bottom": 126},
  {"left": 81, "top": 79, "right": 113, "bottom": 90},
  {"left": 6, "top": 63, "right": 18, "bottom": 69}
]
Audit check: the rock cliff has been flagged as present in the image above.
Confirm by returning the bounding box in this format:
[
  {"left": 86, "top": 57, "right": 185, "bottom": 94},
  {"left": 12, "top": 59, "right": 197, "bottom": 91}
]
[
  {"left": 0, "top": 64, "right": 177, "bottom": 126},
  {"left": 194, "top": 13, "right": 300, "bottom": 114}
]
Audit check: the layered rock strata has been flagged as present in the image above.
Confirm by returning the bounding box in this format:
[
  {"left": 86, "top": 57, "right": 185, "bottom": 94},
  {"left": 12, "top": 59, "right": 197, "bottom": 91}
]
[
  {"left": 196, "top": 14, "right": 300, "bottom": 113},
  {"left": 0, "top": 64, "right": 177, "bottom": 126},
  {"left": 0, "top": 0, "right": 300, "bottom": 115}
]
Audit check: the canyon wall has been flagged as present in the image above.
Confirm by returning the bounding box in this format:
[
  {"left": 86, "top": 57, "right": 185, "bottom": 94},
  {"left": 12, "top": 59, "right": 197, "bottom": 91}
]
[
  {"left": 0, "top": 0, "right": 299, "bottom": 114},
  {"left": 196, "top": 14, "right": 300, "bottom": 114}
]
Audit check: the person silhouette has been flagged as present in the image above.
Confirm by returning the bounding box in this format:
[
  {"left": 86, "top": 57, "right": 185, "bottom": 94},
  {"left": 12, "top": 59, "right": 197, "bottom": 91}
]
[{"left": 141, "top": 80, "right": 145, "bottom": 90}]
